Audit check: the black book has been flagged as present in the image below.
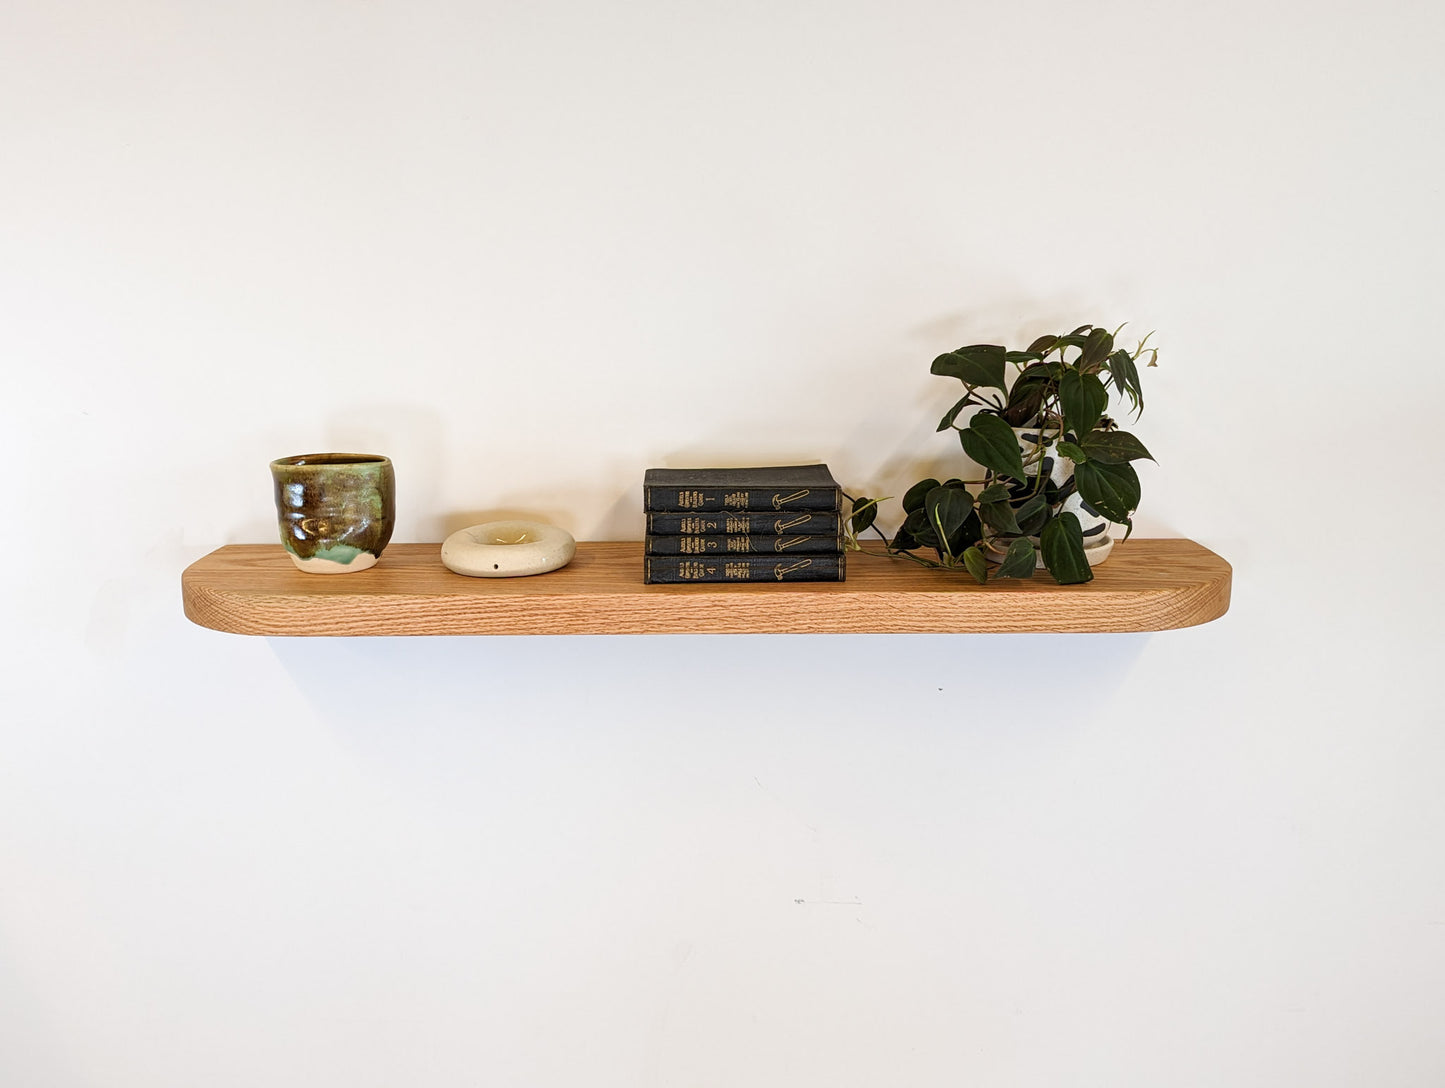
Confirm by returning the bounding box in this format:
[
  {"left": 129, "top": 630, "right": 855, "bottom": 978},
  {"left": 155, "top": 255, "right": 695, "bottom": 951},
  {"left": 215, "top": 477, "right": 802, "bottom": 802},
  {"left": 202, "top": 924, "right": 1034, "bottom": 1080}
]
[
  {"left": 646, "top": 534, "right": 842, "bottom": 557},
  {"left": 646, "top": 510, "right": 842, "bottom": 537},
  {"left": 644, "top": 554, "right": 845, "bottom": 584},
  {"left": 643, "top": 465, "right": 841, "bottom": 514}
]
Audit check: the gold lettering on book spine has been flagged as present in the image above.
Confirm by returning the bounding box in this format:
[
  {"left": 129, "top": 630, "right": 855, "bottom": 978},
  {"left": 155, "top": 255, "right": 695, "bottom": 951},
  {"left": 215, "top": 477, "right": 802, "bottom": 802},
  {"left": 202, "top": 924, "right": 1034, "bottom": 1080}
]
[
  {"left": 678, "top": 516, "right": 717, "bottom": 534},
  {"left": 774, "top": 559, "right": 814, "bottom": 580},
  {"left": 772, "top": 489, "right": 809, "bottom": 509},
  {"left": 723, "top": 490, "right": 748, "bottom": 509},
  {"left": 724, "top": 562, "right": 751, "bottom": 580},
  {"left": 678, "top": 561, "right": 714, "bottom": 580},
  {"left": 680, "top": 537, "right": 717, "bottom": 554},
  {"left": 678, "top": 490, "right": 705, "bottom": 510},
  {"left": 726, "top": 536, "right": 751, "bottom": 552},
  {"left": 725, "top": 514, "right": 750, "bottom": 533}
]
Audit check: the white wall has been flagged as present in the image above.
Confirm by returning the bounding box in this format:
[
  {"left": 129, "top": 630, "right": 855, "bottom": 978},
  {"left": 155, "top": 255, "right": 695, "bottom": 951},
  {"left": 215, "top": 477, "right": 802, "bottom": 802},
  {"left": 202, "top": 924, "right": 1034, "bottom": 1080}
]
[{"left": 4, "top": 2, "right": 1442, "bottom": 1085}]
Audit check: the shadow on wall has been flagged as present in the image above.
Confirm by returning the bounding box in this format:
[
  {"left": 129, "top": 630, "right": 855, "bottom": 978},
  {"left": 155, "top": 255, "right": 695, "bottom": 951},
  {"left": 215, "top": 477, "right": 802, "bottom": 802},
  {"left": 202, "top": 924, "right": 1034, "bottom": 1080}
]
[
  {"left": 275, "top": 404, "right": 640, "bottom": 541},
  {"left": 905, "top": 298, "right": 1120, "bottom": 373},
  {"left": 265, "top": 631, "right": 1152, "bottom": 799},
  {"left": 313, "top": 403, "right": 448, "bottom": 541},
  {"left": 437, "top": 481, "right": 642, "bottom": 541}
]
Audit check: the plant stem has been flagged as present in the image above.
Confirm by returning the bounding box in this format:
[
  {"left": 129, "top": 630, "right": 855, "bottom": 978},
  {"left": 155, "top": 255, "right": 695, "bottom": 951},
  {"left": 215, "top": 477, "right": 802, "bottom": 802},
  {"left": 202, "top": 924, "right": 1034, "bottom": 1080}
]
[{"left": 854, "top": 547, "right": 947, "bottom": 570}]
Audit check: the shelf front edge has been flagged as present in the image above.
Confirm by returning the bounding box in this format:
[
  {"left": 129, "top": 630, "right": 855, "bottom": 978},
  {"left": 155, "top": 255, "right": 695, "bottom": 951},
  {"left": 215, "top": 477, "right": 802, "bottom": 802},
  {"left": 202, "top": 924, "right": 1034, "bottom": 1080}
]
[{"left": 182, "top": 540, "right": 1231, "bottom": 636}]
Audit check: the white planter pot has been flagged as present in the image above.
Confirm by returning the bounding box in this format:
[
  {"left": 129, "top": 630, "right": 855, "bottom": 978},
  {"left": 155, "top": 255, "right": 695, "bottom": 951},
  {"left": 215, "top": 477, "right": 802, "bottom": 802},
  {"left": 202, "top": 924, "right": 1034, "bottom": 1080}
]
[{"left": 1006, "top": 426, "right": 1113, "bottom": 568}]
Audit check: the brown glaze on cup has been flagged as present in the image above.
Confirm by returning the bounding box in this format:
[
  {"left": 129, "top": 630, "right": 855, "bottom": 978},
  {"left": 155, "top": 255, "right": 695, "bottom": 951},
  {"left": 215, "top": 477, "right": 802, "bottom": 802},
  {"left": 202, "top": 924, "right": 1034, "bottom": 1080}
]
[{"left": 269, "top": 453, "right": 395, "bottom": 573}]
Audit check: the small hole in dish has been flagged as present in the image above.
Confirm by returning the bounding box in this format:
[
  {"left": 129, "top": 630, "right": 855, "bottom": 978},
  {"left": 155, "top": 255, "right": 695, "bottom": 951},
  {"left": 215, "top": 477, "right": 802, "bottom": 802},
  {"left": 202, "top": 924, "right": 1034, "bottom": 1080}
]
[{"left": 494, "top": 563, "right": 499, "bottom": 569}]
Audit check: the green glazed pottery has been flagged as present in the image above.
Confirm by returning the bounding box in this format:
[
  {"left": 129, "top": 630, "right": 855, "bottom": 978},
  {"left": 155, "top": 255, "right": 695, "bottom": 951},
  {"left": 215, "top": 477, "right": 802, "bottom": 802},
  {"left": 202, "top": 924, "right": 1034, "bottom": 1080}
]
[{"left": 270, "top": 453, "right": 395, "bottom": 573}]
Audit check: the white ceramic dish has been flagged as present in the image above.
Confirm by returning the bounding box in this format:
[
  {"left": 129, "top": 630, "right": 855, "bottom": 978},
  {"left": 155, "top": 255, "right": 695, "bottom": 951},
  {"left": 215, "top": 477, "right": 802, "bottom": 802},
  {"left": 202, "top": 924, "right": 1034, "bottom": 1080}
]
[{"left": 441, "top": 521, "right": 576, "bottom": 578}]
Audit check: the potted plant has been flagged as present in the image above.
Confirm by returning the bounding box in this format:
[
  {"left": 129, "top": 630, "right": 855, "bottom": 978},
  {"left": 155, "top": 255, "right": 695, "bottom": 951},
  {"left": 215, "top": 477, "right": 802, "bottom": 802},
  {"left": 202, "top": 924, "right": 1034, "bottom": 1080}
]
[{"left": 847, "top": 324, "right": 1157, "bottom": 585}]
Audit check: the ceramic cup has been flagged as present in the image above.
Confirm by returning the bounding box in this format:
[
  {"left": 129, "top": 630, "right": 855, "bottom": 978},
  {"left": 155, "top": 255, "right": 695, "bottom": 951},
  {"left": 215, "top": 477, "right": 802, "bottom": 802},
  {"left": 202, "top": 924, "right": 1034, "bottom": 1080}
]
[{"left": 270, "top": 453, "right": 395, "bottom": 573}]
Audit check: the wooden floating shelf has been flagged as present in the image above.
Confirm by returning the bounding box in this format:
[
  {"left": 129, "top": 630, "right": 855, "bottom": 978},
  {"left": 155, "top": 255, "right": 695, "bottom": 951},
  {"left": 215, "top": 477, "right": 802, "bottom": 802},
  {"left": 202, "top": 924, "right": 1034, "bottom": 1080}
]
[{"left": 182, "top": 540, "right": 1230, "bottom": 636}]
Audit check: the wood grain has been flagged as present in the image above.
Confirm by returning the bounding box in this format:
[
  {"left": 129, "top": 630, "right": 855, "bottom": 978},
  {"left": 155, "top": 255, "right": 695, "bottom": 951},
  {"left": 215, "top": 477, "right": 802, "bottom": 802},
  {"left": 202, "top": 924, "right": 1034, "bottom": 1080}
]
[{"left": 182, "top": 540, "right": 1230, "bottom": 636}]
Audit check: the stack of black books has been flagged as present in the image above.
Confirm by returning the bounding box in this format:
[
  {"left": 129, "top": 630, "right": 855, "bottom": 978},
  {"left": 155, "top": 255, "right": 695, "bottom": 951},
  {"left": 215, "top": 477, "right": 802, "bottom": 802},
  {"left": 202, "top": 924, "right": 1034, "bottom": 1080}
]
[{"left": 642, "top": 465, "right": 846, "bottom": 583}]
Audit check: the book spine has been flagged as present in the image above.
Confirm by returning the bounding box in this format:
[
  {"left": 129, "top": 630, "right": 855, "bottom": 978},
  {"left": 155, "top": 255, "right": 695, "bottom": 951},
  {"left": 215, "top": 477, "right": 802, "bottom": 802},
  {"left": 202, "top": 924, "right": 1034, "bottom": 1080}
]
[
  {"left": 644, "top": 554, "right": 845, "bottom": 584},
  {"left": 646, "top": 511, "right": 842, "bottom": 536},
  {"left": 646, "top": 534, "right": 842, "bottom": 556},
  {"left": 643, "top": 486, "right": 841, "bottom": 514}
]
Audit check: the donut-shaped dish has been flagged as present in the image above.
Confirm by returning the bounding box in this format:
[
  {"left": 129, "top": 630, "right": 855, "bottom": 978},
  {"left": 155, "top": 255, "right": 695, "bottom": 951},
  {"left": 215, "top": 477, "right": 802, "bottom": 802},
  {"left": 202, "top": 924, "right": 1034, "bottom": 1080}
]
[{"left": 440, "top": 521, "right": 576, "bottom": 578}]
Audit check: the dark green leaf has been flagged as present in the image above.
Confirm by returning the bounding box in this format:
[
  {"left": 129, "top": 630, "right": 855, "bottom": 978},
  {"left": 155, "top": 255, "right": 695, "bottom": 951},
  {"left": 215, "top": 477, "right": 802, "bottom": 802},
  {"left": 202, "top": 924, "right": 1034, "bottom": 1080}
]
[
  {"left": 1069, "top": 324, "right": 1093, "bottom": 336},
  {"left": 902, "top": 478, "right": 940, "bottom": 515},
  {"left": 1001, "top": 363, "right": 1053, "bottom": 427},
  {"left": 927, "top": 486, "right": 974, "bottom": 547},
  {"left": 891, "top": 522, "right": 919, "bottom": 552},
  {"left": 1040, "top": 512, "right": 1093, "bottom": 584},
  {"left": 1074, "top": 460, "right": 1140, "bottom": 523},
  {"left": 979, "top": 499, "right": 1021, "bottom": 536},
  {"left": 1105, "top": 348, "right": 1144, "bottom": 415},
  {"left": 977, "top": 483, "right": 1011, "bottom": 503},
  {"left": 1080, "top": 430, "right": 1154, "bottom": 464},
  {"left": 849, "top": 497, "right": 878, "bottom": 535},
  {"left": 1015, "top": 492, "right": 1051, "bottom": 535},
  {"left": 1014, "top": 363, "right": 1054, "bottom": 385},
  {"left": 1056, "top": 440, "right": 1087, "bottom": 462},
  {"left": 1080, "top": 327, "right": 1114, "bottom": 371},
  {"left": 959, "top": 412, "right": 1029, "bottom": 482},
  {"left": 1027, "top": 334, "right": 1060, "bottom": 355},
  {"left": 944, "top": 510, "right": 983, "bottom": 557},
  {"left": 1004, "top": 350, "right": 1042, "bottom": 364},
  {"left": 930, "top": 345, "right": 1007, "bottom": 391},
  {"left": 903, "top": 507, "right": 939, "bottom": 548},
  {"left": 937, "top": 396, "right": 970, "bottom": 432},
  {"left": 962, "top": 546, "right": 988, "bottom": 584},
  {"left": 994, "top": 537, "right": 1037, "bottom": 579},
  {"left": 1059, "top": 370, "right": 1108, "bottom": 438}
]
